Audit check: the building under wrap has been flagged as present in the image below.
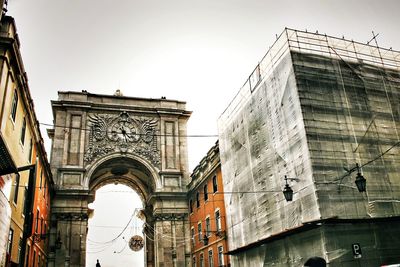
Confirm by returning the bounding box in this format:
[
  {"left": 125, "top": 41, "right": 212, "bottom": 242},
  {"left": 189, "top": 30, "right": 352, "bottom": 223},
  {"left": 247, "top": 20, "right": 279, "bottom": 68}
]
[{"left": 218, "top": 29, "right": 400, "bottom": 266}]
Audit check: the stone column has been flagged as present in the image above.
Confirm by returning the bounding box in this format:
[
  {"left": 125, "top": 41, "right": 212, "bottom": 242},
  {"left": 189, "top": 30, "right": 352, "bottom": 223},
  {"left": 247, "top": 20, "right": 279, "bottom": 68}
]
[
  {"left": 153, "top": 214, "right": 189, "bottom": 267},
  {"left": 52, "top": 212, "right": 88, "bottom": 267},
  {"left": 144, "top": 223, "right": 155, "bottom": 267}
]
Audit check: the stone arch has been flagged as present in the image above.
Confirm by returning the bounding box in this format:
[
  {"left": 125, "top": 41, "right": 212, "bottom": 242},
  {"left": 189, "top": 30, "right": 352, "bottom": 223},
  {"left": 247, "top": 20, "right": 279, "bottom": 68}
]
[
  {"left": 48, "top": 91, "right": 191, "bottom": 267},
  {"left": 84, "top": 152, "right": 162, "bottom": 196},
  {"left": 84, "top": 153, "right": 158, "bottom": 267}
]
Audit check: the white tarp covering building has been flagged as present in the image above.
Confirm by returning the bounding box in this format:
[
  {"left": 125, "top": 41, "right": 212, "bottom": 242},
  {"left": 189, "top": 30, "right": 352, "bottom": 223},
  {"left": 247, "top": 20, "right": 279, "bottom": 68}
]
[{"left": 218, "top": 28, "right": 400, "bottom": 266}]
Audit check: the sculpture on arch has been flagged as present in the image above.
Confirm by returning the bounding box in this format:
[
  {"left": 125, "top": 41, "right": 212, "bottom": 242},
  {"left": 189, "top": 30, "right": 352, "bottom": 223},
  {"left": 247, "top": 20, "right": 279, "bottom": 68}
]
[{"left": 84, "top": 111, "right": 160, "bottom": 166}]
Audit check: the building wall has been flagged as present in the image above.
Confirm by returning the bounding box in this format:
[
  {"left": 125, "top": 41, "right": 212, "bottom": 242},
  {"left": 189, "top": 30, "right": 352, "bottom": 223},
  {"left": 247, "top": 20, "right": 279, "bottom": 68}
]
[
  {"left": 232, "top": 221, "right": 400, "bottom": 267},
  {"left": 293, "top": 51, "right": 400, "bottom": 219},
  {"left": 0, "top": 181, "right": 11, "bottom": 267},
  {"left": 189, "top": 143, "right": 230, "bottom": 267},
  {"left": 218, "top": 51, "right": 318, "bottom": 253},
  {"left": 0, "top": 17, "right": 32, "bottom": 266},
  {"left": 217, "top": 29, "right": 400, "bottom": 266},
  {"left": 0, "top": 19, "right": 16, "bottom": 265},
  {"left": 0, "top": 16, "right": 53, "bottom": 267},
  {"left": 25, "top": 148, "right": 51, "bottom": 267}
]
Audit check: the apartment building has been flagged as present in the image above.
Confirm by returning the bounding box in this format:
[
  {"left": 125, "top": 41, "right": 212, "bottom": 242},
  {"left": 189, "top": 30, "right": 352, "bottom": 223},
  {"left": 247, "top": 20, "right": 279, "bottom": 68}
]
[
  {"left": 218, "top": 28, "right": 400, "bottom": 266},
  {"left": 0, "top": 15, "right": 53, "bottom": 267},
  {"left": 188, "top": 141, "right": 230, "bottom": 267}
]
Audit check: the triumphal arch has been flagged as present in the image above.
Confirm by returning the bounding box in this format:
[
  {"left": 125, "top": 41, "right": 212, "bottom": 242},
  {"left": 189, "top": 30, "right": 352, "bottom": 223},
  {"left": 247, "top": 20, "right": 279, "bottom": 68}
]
[{"left": 47, "top": 90, "right": 192, "bottom": 267}]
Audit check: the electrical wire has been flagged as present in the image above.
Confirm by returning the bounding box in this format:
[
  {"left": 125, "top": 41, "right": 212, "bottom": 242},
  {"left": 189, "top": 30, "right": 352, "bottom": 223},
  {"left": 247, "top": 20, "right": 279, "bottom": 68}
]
[
  {"left": 360, "top": 140, "right": 400, "bottom": 169},
  {"left": 25, "top": 134, "right": 400, "bottom": 228},
  {"left": 113, "top": 237, "right": 128, "bottom": 254},
  {"left": 97, "top": 189, "right": 281, "bottom": 195},
  {"left": 86, "top": 244, "right": 114, "bottom": 254},
  {"left": 327, "top": 139, "right": 400, "bottom": 183},
  {"left": 142, "top": 221, "right": 191, "bottom": 243},
  {"left": 39, "top": 122, "right": 217, "bottom": 138},
  {"left": 13, "top": 131, "right": 400, "bottom": 244},
  {"left": 87, "top": 211, "right": 135, "bottom": 244}
]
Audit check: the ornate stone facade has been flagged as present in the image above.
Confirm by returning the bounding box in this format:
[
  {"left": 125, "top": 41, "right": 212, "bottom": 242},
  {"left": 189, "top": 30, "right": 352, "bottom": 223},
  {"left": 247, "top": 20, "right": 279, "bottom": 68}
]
[
  {"left": 84, "top": 111, "right": 160, "bottom": 166},
  {"left": 47, "top": 91, "right": 192, "bottom": 267}
]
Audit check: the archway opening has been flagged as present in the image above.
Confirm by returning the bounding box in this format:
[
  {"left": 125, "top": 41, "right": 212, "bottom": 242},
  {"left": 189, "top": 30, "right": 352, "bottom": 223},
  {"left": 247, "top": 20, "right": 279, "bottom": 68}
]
[
  {"left": 84, "top": 155, "right": 158, "bottom": 267},
  {"left": 86, "top": 184, "right": 145, "bottom": 267}
]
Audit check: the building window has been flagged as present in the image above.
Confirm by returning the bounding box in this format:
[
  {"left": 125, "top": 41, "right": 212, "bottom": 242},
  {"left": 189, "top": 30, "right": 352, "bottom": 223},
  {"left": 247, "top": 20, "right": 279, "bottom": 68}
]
[
  {"left": 215, "top": 210, "right": 221, "bottom": 232},
  {"left": 35, "top": 210, "right": 40, "bottom": 233},
  {"left": 40, "top": 217, "right": 44, "bottom": 235},
  {"left": 13, "top": 173, "right": 20, "bottom": 204},
  {"left": 196, "top": 192, "right": 200, "bottom": 208},
  {"left": 39, "top": 170, "right": 43, "bottom": 189},
  {"left": 20, "top": 117, "right": 26, "bottom": 145},
  {"left": 192, "top": 256, "right": 196, "bottom": 267},
  {"left": 200, "top": 253, "right": 204, "bottom": 267},
  {"left": 10, "top": 89, "right": 18, "bottom": 122},
  {"left": 205, "top": 217, "right": 211, "bottom": 236},
  {"left": 212, "top": 176, "right": 218, "bottom": 193},
  {"left": 18, "top": 237, "right": 22, "bottom": 262},
  {"left": 203, "top": 184, "right": 208, "bottom": 201},
  {"left": 28, "top": 139, "right": 33, "bottom": 162},
  {"left": 7, "top": 228, "right": 13, "bottom": 255},
  {"left": 191, "top": 227, "right": 195, "bottom": 246},
  {"left": 198, "top": 222, "right": 202, "bottom": 242},
  {"left": 43, "top": 179, "right": 46, "bottom": 198},
  {"left": 208, "top": 249, "right": 214, "bottom": 267},
  {"left": 189, "top": 199, "right": 193, "bottom": 213},
  {"left": 218, "top": 246, "right": 224, "bottom": 266}
]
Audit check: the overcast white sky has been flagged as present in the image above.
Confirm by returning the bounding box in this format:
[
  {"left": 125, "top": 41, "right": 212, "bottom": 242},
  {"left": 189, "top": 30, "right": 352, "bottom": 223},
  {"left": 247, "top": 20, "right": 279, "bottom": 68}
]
[
  {"left": 8, "top": 0, "right": 400, "bottom": 171},
  {"left": 87, "top": 184, "right": 144, "bottom": 267},
  {"left": 7, "top": 0, "right": 400, "bottom": 266}
]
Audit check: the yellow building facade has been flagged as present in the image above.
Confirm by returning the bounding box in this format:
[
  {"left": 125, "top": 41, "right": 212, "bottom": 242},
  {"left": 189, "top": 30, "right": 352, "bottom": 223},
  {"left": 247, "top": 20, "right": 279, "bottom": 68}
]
[{"left": 0, "top": 15, "right": 53, "bottom": 267}]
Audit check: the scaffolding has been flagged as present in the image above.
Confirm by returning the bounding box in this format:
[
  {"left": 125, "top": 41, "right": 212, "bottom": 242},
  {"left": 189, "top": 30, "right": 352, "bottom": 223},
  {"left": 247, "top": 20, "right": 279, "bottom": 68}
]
[
  {"left": 217, "top": 28, "right": 400, "bottom": 266},
  {"left": 219, "top": 28, "right": 400, "bottom": 127}
]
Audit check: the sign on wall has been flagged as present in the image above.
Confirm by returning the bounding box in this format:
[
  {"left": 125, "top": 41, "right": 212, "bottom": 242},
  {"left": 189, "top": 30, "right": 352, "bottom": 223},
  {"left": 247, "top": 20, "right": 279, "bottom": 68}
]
[{"left": 352, "top": 243, "right": 362, "bottom": 259}]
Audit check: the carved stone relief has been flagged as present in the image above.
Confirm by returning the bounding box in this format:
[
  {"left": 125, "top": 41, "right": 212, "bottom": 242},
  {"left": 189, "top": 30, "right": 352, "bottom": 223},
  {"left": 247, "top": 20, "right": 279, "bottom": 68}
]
[
  {"left": 54, "top": 212, "right": 89, "bottom": 221},
  {"left": 84, "top": 111, "right": 160, "bottom": 166},
  {"left": 153, "top": 213, "right": 187, "bottom": 221}
]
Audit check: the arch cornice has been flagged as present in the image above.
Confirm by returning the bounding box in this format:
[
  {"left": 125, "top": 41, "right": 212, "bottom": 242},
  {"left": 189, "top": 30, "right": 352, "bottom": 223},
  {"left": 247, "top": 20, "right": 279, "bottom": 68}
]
[{"left": 83, "top": 152, "right": 162, "bottom": 191}]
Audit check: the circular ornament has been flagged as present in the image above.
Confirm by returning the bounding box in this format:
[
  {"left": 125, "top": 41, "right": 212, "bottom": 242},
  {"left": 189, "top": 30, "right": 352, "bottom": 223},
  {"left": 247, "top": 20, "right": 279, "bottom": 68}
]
[
  {"left": 129, "top": 235, "right": 144, "bottom": 251},
  {"left": 108, "top": 121, "right": 140, "bottom": 142}
]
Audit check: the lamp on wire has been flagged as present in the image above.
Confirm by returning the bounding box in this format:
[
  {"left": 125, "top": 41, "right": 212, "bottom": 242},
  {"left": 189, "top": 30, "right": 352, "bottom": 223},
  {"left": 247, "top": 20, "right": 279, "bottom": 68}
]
[
  {"left": 354, "top": 163, "right": 366, "bottom": 192},
  {"left": 283, "top": 175, "right": 294, "bottom": 202}
]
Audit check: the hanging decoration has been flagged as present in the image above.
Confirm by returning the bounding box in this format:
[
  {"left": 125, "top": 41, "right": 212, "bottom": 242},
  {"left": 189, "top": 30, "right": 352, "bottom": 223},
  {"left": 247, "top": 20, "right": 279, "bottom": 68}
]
[{"left": 129, "top": 235, "right": 144, "bottom": 251}]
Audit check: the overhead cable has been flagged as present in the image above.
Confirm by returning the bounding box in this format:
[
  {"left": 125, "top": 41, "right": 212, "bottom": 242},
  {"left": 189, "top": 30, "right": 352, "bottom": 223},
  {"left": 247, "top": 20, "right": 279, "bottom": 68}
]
[{"left": 39, "top": 122, "right": 217, "bottom": 138}]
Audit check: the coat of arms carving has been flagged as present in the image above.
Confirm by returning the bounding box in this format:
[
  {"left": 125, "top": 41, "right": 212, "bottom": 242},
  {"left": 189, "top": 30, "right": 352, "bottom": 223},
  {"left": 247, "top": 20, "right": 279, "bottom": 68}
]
[{"left": 84, "top": 111, "right": 160, "bottom": 166}]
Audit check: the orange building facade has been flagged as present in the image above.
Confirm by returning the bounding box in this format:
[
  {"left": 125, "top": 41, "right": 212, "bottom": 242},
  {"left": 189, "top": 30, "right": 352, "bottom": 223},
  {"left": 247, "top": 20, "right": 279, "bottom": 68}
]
[
  {"left": 188, "top": 141, "right": 230, "bottom": 267},
  {"left": 24, "top": 146, "right": 52, "bottom": 267}
]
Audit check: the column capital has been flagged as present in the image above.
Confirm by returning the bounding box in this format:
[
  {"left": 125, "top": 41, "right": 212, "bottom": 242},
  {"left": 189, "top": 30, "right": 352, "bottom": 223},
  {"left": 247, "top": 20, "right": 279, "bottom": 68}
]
[
  {"left": 54, "top": 212, "right": 88, "bottom": 221},
  {"left": 153, "top": 213, "right": 188, "bottom": 221}
]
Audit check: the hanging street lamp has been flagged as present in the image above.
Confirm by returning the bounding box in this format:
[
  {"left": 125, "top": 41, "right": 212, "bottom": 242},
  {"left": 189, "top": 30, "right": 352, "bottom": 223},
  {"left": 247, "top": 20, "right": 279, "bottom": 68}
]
[
  {"left": 283, "top": 175, "right": 294, "bottom": 201},
  {"left": 354, "top": 163, "right": 367, "bottom": 192}
]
